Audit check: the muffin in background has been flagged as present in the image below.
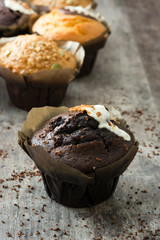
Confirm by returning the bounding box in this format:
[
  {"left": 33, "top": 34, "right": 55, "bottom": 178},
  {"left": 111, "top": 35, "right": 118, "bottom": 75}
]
[
  {"left": 0, "top": 0, "right": 37, "bottom": 37},
  {"left": 32, "top": 7, "right": 111, "bottom": 77},
  {"left": 0, "top": 34, "right": 84, "bottom": 110},
  {"left": 29, "top": 0, "right": 97, "bottom": 13},
  {"left": 19, "top": 104, "right": 139, "bottom": 207},
  {"left": 0, "top": 34, "right": 77, "bottom": 75}
]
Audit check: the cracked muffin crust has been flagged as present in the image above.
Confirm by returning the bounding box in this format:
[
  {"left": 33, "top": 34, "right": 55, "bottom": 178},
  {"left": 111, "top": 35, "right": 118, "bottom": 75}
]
[
  {"left": 31, "top": 105, "right": 136, "bottom": 172},
  {"left": 32, "top": 8, "right": 107, "bottom": 44}
]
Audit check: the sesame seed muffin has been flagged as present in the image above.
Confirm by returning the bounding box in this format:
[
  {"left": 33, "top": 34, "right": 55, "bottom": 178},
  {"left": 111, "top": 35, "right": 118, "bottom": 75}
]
[
  {"left": 32, "top": 7, "right": 110, "bottom": 77},
  {"left": 0, "top": 35, "right": 84, "bottom": 110},
  {"left": 19, "top": 105, "right": 139, "bottom": 207},
  {"left": 0, "top": 34, "right": 77, "bottom": 75}
]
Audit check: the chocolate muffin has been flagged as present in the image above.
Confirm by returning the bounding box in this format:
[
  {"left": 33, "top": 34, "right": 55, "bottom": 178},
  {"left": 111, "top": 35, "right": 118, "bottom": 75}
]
[
  {"left": 0, "top": 0, "right": 22, "bottom": 26},
  {"left": 32, "top": 7, "right": 110, "bottom": 77},
  {"left": 19, "top": 104, "right": 138, "bottom": 207},
  {"left": 31, "top": 105, "right": 135, "bottom": 172},
  {"left": 0, "top": 0, "right": 37, "bottom": 37}
]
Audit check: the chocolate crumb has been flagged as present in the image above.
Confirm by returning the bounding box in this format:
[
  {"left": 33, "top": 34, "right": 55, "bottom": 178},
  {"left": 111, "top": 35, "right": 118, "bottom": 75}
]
[
  {"left": 41, "top": 195, "right": 46, "bottom": 199},
  {"left": 6, "top": 232, "right": 12, "bottom": 238},
  {"left": 14, "top": 203, "right": 19, "bottom": 208},
  {"left": 124, "top": 144, "right": 129, "bottom": 151},
  {"left": 96, "top": 157, "right": 102, "bottom": 162},
  {"left": 50, "top": 228, "right": 60, "bottom": 231},
  {"left": 0, "top": 179, "right": 4, "bottom": 184}
]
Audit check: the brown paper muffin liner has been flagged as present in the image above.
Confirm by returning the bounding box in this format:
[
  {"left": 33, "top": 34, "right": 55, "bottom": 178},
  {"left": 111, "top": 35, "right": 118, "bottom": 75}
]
[
  {"left": 0, "top": 13, "right": 38, "bottom": 37},
  {"left": 0, "top": 39, "right": 85, "bottom": 111},
  {"left": 90, "top": 0, "right": 97, "bottom": 9},
  {"left": 18, "top": 106, "right": 139, "bottom": 208},
  {"left": 78, "top": 29, "right": 110, "bottom": 77},
  {"left": 60, "top": 7, "right": 111, "bottom": 77}
]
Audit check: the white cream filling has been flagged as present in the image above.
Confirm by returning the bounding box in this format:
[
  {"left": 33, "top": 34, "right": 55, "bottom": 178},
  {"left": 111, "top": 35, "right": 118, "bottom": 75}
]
[
  {"left": 4, "top": 0, "right": 36, "bottom": 15},
  {"left": 72, "top": 105, "right": 131, "bottom": 141}
]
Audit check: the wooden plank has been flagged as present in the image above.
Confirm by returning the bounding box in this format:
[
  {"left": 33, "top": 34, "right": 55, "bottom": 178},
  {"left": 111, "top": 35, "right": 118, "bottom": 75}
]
[{"left": 0, "top": 0, "right": 160, "bottom": 239}]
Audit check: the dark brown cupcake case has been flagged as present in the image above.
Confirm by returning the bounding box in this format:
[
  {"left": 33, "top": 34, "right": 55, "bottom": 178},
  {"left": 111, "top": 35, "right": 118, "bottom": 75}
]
[
  {"left": 64, "top": 7, "right": 111, "bottom": 77},
  {"left": 0, "top": 38, "right": 84, "bottom": 111},
  {"left": 18, "top": 105, "right": 139, "bottom": 207},
  {"left": 78, "top": 30, "right": 110, "bottom": 77}
]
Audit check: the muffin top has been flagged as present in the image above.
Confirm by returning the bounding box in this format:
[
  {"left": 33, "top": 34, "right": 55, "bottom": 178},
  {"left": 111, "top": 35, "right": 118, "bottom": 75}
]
[
  {"left": 31, "top": 105, "right": 136, "bottom": 172},
  {"left": 30, "top": 0, "right": 93, "bottom": 8},
  {"left": 0, "top": 34, "right": 77, "bottom": 75},
  {"left": 32, "top": 8, "right": 107, "bottom": 44}
]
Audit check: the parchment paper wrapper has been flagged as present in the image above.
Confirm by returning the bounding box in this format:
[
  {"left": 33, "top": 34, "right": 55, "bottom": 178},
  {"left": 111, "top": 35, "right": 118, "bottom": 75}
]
[
  {"left": 61, "top": 7, "right": 111, "bottom": 77},
  {"left": 0, "top": 13, "right": 38, "bottom": 37},
  {"left": 18, "top": 106, "right": 139, "bottom": 208},
  {"left": 0, "top": 38, "right": 85, "bottom": 111}
]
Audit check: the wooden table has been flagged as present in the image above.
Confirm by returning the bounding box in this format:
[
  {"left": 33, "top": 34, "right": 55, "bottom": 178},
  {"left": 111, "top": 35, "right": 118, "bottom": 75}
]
[{"left": 0, "top": 0, "right": 160, "bottom": 239}]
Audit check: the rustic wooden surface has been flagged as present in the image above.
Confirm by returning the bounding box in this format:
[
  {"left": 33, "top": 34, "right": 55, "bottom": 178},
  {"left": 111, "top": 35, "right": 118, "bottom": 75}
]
[{"left": 0, "top": 0, "right": 160, "bottom": 239}]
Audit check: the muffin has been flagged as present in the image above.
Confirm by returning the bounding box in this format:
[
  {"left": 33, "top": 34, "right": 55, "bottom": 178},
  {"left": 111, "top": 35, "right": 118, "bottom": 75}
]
[
  {"left": 32, "top": 7, "right": 111, "bottom": 77},
  {"left": 0, "top": 0, "right": 37, "bottom": 37},
  {"left": 29, "top": 0, "right": 97, "bottom": 14},
  {"left": 19, "top": 105, "right": 139, "bottom": 207},
  {"left": 0, "top": 34, "right": 84, "bottom": 110}
]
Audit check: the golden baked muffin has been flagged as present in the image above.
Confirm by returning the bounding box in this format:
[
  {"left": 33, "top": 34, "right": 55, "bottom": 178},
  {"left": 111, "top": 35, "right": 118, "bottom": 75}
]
[
  {"left": 32, "top": 8, "right": 106, "bottom": 44},
  {"left": 0, "top": 34, "right": 76, "bottom": 75},
  {"left": 32, "top": 7, "right": 110, "bottom": 77}
]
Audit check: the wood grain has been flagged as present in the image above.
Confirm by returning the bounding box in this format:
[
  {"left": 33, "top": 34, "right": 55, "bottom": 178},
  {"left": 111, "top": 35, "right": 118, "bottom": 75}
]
[{"left": 0, "top": 0, "right": 160, "bottom": 239}]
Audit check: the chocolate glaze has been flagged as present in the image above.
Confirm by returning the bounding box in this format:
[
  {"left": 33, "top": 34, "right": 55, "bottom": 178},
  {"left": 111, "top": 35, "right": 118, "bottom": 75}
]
[
  {"left": 0, "top": 0, "right": 22, "bottom": 26},
  {"left": 31, "top": 110, "right": 135, "bottom": 172}
]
